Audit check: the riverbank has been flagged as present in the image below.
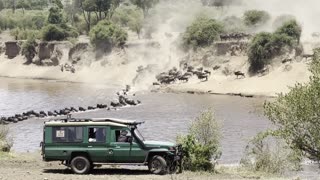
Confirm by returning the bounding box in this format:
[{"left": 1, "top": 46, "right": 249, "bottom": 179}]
[
  {"left": 0, "top": 152, "right": 291, "bottom": 180},
  {"left": 154, "top": 58, "right": 311, "bottom": 98}
]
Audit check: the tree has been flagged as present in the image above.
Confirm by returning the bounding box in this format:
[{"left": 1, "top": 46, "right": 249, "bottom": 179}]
[
  {"left": 275, "top": 20, "right": 302, "bottom": 43},
  {"left": 177, "top": 109, "right": 221, "bottom": 171},
  {"left": 0, "top": 0, "right": 4, "bottom": 11},
  {"left": 244, "top": 10, "right": 270, "bottom": 27},
  {"left": 130, "top": 0, "right": 158, "bottom": 18},
  {"left": 127, "top": 8, "right": 143, "bottom": 38},
  {"left": 89, "top": 20, "right": 127, "bottom": 55},
  {"left": 48, "top": 6, "right": 63, "bottom": 24},
  {"left": 79, "top": 0, "right": 120, "bottom": 32},
  {"left": 16, "top": 0, "right": 30, "bottom": 14},
  {"left": 52, "top": 0, "right": 63, "bottom": 9},
  {"left": 182, "top": 16, "right": 224, "bottom": 49},
  {"left": 264, "top": 48, "right": 320, "bottom": 162}
]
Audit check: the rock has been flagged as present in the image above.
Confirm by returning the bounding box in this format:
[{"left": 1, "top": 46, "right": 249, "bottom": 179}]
[
  {"left": 68, "top": 43, "right": 89, "bottom": 63},
  {"left": 5, "top": 41, "right": 21, "bottom": 59}
]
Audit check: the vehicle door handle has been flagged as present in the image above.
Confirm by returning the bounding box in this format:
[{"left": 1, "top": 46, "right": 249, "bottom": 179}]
[{"left": 88, "top": 146, "right": 93, "bottom": 148}]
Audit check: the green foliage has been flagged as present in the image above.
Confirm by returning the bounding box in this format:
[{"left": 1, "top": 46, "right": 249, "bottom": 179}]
[
  {"left": 52, "top": 0, "right": 63, "bottom": 9},
  {"left": 48, "top": 6, "right": 63, "bottom": 24},
  {"left": 130, "top": 0, "right": 158, "bottom": 17},
  {"left": 275, "top": 20, "right": 302, "bottom": 43},
  {"left": 264, "top": 48, "right": 320, "bottom": 161},
  {"left": 177, "top": 109, "right": 221, "bottom": 172},
  {"left": 0, "top": 10, "right": 47, "bottom": 30},
  {"left": 89, "top": 20, "right": 128, "bottom": 48},
  {"left": 22, "top": 37, "right": 37, "bottom": 64},
  {"left": 10, "top": 28, "right": 39, "bottom": 40},
  {"left": 241, "top": 132, "right": 302, "bottom": 174},
  {"left": 182, "top": 16, "right": 224, "bottom": 49},
  {"left": 0, "top": 125, "right": 12, "bottom": 152},
  {"left": 248, "top": 32, "right": 295, "bottom": 74},
  {"left": 42, "top": 24, "right": 65, "bottom": 41},
  {"left": 243, "top": 10, "right": 270, "bottom": 27}
]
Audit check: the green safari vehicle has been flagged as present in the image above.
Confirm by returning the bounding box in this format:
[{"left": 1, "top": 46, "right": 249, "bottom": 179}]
[{"left": 41, "top": 117, "right": 183, "bottom": 175}]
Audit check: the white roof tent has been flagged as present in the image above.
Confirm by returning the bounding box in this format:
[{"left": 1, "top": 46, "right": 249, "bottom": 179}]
[{"left": 47, "top": 117, "right": 145, "bottom": 126}]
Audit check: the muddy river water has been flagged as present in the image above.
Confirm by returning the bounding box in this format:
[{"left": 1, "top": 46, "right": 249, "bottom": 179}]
[{"left": 1, "top": 77, "right": 319, "bottom": 178}]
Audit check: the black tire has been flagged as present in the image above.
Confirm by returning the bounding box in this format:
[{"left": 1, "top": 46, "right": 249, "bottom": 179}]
[
  {"left": 148, "top": 155, "right": 167, "bottom": 175},
  {"left": 70, "top": 156, "right": 91, "bottom": 174}
]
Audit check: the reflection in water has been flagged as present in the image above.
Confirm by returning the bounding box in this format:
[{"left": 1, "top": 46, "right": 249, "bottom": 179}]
[{"left": 1, "top": 77, "right": 270, "bottom": 164}]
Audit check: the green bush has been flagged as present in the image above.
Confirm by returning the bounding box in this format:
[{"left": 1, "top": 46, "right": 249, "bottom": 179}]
[
  {"left": 243, "top": 10, "right": 270, "bottom": 27},
  {"left": 89, "top": 20, "right": 128, "bottom": 49},
  {"left": 182, "top": 16, "right": 224, "bottom": 49},
  {"left": 275, "top": 20, "right": 302, "bottom": 43},
  {"left": 248, "top": 32, "right": 295, "bottom": 74},
  {"left": 0, "top": 125, "right": 12, "bottom": 152},
  {"left": 264, "top": 48, "right": 320, "bottom": 162},
  {"left": 10, "top": 28, "right": 40, "bottom": 40},
  {"left": 22, "top": 38, "right": 37, "bottom": 64},
  {"left": 42, "top": 24, "right": 65, "bottom": 41},
  {"left": 177, "top": 109, "right": 221, "bottom": 172},
  {"left": 241, "top": 133, "right": 302, "bottom": 174}
]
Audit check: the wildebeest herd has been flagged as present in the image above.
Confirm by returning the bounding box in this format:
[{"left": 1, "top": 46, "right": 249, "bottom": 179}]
[
  {"left": 154, "top": 65, "right": 212, "bottom": 85},
  {"left": 220, "top": 33, "right": 251, "bottom": 41},
  {"left": 0, "top": 86, "right": 141, "bottom": 124}
]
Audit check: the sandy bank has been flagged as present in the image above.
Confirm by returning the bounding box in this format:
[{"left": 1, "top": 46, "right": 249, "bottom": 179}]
[{"left": 156, "top": 58, "right": 311, "bottom": 98}]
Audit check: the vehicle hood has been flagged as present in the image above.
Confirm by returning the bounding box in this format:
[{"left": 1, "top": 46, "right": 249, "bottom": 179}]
[{"left": 143, "top": 141, "right": 175, "bottom": 148}]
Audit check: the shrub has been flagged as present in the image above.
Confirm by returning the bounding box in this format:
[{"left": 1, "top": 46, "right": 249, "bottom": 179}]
[
  {"left": 22, "top": 38, "right": 37, "bottom": 64},
  {"left": 10, "top": 28, "right": 40, "bottom": 40},
  {"left": 243, "top": 10, "right": 270, "bottom": 27},
  {"left": 42, "top": 24, "right": 65, "bottom": 41},
  {"left": 0, "top": 125, "right": 12, "bottom": 152},
  {"left": 89, "top": 20, "right": 128, "bottom": 50},
  {"left": 248, "top": 32, "right": 295, "bottom": 73},
  {"left": 275, "top": 20, "right": 302, "bottom": 43},
  {"left": 241, "top": 133, "right": 302, "bottom": 174},
  {"left": 264, "top": 48, "right": 320, "bottom": 162},
  {"left": 182, "top": 16, "right": 224, "bottom": 49},
  {"left": 177, "top": 109, "right": 221, "bottom": 171}
]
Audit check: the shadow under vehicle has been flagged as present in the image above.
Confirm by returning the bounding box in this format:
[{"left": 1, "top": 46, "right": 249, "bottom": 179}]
[{"left": 41, "top": 117, "right": 183, "bottom": 175}]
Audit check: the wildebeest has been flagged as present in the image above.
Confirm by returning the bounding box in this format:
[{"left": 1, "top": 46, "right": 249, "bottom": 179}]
[
  {"left": 212, "top": 65, "right": 221, "bottom": 71},
  {"left": 178, "top": 75, "right": 189, "bottom": 82},
  {"left": 153, "top": 82, "right": 160, "bottom": 86},
  {"left": 79, "top": 107, "right": 86, "bottom": 111},
  {"left": 88, "top": 106, "right": 95, "bottom": 110},
  {"left": 282, "top": 58, "right": 292, "bottom": 64},
  {"left": 204, "top": 70, "right": 211, "bottom": 75},
  {"left": 197, "top": 73, "right": 208, "bottom": 81},
  {"left": 234, "top": 71, "right": 245, "bottom": 78}
]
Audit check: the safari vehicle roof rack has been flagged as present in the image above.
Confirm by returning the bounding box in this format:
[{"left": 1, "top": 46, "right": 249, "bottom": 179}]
[{"left": 50, "top": 115, "right": 145, "bottom": 125}]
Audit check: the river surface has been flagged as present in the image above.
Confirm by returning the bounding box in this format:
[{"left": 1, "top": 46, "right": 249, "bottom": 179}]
[
  {"left": 1, "top": 77, "right": 320, "bottom": 179},
  {"left": 0, "top": 77, "right": 269, "bottom": 163}
]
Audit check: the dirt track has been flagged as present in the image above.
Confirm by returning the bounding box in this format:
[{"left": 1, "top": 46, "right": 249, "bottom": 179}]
[{"left": 0, "top": 152, "right": 286, "bottom": 180}]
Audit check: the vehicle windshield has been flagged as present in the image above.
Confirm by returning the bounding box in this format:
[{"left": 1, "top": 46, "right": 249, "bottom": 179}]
[{"left": 134, "top": 128, "right": 145, "bottom": 141}]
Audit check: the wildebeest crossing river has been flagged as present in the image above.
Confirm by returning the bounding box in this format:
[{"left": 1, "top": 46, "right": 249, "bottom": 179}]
[
  {"left": 0, "top": 77, "right": 269, "bottom": 163},
  {"left": 1, "top": 77, "right": 320, "bottom": 178}
]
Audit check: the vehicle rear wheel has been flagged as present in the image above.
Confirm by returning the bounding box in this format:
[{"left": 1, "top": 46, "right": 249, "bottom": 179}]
[
  {"left": 148, "top": 155, "right": 167, "bottom": 175},
  {"left": 70, "top": 156, "right": 91, "bottom": 174}
]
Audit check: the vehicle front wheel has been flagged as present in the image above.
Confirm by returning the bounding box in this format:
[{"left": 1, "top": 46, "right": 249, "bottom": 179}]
[
  {"left": 148, "top": 155, "right": 167, "bottom": 175},
  {"left": 70, "top": 156, "right": 91, "bottom": 174}
]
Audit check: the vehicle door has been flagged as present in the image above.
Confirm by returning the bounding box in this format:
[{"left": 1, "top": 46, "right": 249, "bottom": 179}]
[
  {"left": 86, "top": 126, "right": 112, "bottom": 162},
  {"left": 109, "top": 127, "right": 146, "bottom": 163}
]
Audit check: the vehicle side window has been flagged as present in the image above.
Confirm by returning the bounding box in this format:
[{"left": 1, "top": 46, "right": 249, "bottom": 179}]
[
  {"left": 52, "top": 126, "right": 83, "bottom": 143},
  {"left": 88, "top": 127, "right": 106, "bottom": 143},
  {"left": 115, "top": 129, "right": 132, "bottom": 143}
]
